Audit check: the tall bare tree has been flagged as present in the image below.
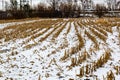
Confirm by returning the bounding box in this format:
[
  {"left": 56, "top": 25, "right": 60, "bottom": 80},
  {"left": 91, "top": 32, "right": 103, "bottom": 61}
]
[
  {"left": 106, "top": 0, "right": 116, "bottom": 10},
  {"left": 94, "top": 4, "right": 108, "bottom": 18},
  {"left": 10, "top": 0, "right": 18, "bottom": 11}
]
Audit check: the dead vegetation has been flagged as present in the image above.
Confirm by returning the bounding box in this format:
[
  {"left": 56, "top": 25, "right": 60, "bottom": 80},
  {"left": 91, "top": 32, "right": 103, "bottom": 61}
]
[
  {"left": 0, "top": 71, "right": 2, "bottom": 77},
  {"left": 0, "top": 18, "right": 40, "bottom": 24},
  {"left": 0, "top": 18, "right": 120, "bottom": 80},
  {"left": 77, "top": 50, "right": 111, "bottom": 78}
]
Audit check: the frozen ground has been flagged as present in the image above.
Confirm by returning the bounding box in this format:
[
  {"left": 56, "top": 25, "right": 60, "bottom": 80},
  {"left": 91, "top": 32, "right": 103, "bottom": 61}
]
[
  {"left": 0, "top": 18, "right": 120, "bottom": 80},
  {"left": 0, "top": 20, "right": 42, "bottom": 29}
]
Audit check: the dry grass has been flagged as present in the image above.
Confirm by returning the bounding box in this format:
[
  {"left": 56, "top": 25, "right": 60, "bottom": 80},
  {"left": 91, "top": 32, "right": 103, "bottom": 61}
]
[
  {"left": 74, "top": 22, "right": 84, "bottom": 50},
  {"left": 93, "top": 25, "right": 108, "bottom": 36},
  {"left": 0, "top": 18, "right": 40, "bottom": 24},
  {"left": 0, "top": 71, "right": 3, "bottom": 77},
  {"left": 77, "top": 50, "right": 111, "bottom": 78},
  {"left": 106, "top": 70, "right": 115, "bottom": 80},
  {"left": 85, "top": 30, "right": 99, "bottom": 49},
  {"left": 0, "top": 19, "right": 60, "bottom": 42},
  {"left": 52, "top": 22, "right": 68, "bottom": 39},
  {"left": 66, "top": 22, "right": 71, "bottom": 34},
  {"left": 69, "top": 50, "right": 90, "bottom": 68},
  {"left": 89, "top": 27, "right": 107, "bottom": 42},
  {"left": 0, "top": 18, "right": 120, "bottom": 80},
  {"left": 95, "top": 18, "right": 109, "bottom": 25}
]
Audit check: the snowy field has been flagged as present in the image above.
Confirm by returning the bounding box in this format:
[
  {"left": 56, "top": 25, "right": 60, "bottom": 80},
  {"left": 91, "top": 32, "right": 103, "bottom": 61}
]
[{"left": 0, "top": 18, "right": 120, "bottom": 80}]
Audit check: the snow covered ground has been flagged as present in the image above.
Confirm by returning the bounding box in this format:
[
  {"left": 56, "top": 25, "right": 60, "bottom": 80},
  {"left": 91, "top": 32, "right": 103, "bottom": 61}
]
[
  {"left": 0, "top": 18, "right": 120, "bottom": 80},
  {"left": 0, "top": 19, "right": 42, "bottom": 29}
]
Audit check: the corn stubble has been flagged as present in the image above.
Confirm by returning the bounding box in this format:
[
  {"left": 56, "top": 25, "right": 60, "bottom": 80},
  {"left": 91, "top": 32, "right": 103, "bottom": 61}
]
[{"left": 0, "top": 18, "right": 119, "bottom": 80}]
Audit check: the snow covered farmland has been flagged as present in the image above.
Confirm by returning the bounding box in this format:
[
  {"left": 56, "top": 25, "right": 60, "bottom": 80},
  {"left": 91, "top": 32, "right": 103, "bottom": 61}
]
[{"left": 0, "top": 18, "right": 120, "bottom": 80}]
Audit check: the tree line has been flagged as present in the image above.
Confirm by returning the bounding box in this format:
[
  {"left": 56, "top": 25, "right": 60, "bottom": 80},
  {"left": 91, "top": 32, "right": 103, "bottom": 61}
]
[{"left": 0, "top": 0, "right": 119, "bottom": 19}]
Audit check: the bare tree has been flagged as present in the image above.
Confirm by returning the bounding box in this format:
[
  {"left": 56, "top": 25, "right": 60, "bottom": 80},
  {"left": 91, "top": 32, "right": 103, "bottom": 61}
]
[
  {"left": 49, "top": 0, "right": 56, "bottom": 11},
  {"left": 59, "top": 2, "right": 77, "bottom": 17},
  {"left": 94, "top": 4, "right": 108, "bottom": 18},
  {"left": 106, "top": 0, "right": 116, "bottom": 11},
  {"left": 10, "top": 0, "right": 18, "bottom": 11},
  {"left": 116, "top": 1, "right": 120, "bottom": 10},
  {"left": 5, "top": 1, "right": 9, "bottom": 11}
]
